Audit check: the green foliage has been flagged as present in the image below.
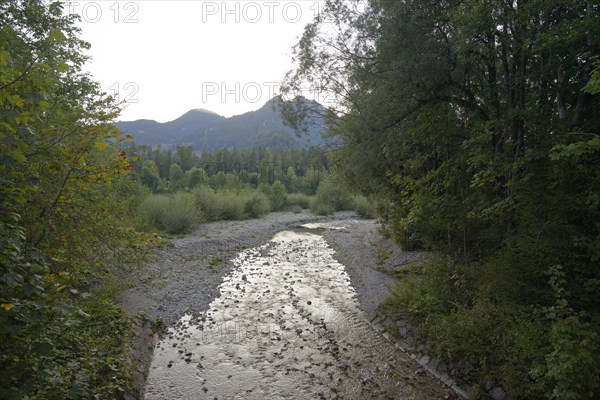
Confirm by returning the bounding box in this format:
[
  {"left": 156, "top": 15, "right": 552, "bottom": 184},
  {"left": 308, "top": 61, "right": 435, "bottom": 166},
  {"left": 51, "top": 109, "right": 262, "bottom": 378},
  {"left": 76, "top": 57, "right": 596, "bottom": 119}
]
[
  {"left": 125, "top": 143, "right": 331, "bottom": 195},
  {"left": 192, "top": 186, "right": 221, "bottom": 221},
  {"left": 186, "top": 167, "right": 208, "bottom": 188},
  {"left": 536, "top": 266, "right": 600, "bottom": 400},
  {"left": 215, "top": 191, "right": 245, "bottom": 220},
  {"left": 174, "top": 145, "right": 195, "bottom": 172},
  {"left": 584, "top": 61, "right": 600, "bottom": 95},
  {"left": 138, "top": 192, "right": 201, "bottom": 234},
  {"left": 243, "top": 191, "right": 271, "bottom": 218},
  {"left": 140, "top": 160, "right": 162, "bottom": 192},
  {"left": 287, "top": 193, "right": 313, "bottom": 209},
  {"left": 311, "top": 175, "right": 354, "bottom": 215},
  {"left": 374, "top": 246, "right": 390, "bottom": 265},
  {"left": 0, "top": 290, "right": 131, "bottom": 399},
  {"left": 192, "top": 187, "right": 243, "bottom": 222},
  {"left": 353, "top": 195, "right": 377, "bottom": 218},
  {"left": 266, "top": 180, "right": 288, "bottom": 211},
  {"left": 139, "top": 186, "right": 276, "bottom": 231},
  {"left": 311, "top": 201, "right": 336, "bottom": 216},
  {"left": 0, "top": 1, "right": 148, "bottom": 397},
  {"left": 285, "top": 0, "right": 600, "bottom": 398},
  {"left": 168, "top": 163, "right": 184, "bottom": 190}
]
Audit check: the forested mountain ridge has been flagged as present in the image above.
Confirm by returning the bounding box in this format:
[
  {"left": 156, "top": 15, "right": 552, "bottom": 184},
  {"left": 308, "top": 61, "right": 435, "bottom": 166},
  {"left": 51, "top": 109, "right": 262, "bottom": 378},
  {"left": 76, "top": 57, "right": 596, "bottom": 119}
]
[{"left": 115, "top": 97, "right": 327, "bottom": 150}]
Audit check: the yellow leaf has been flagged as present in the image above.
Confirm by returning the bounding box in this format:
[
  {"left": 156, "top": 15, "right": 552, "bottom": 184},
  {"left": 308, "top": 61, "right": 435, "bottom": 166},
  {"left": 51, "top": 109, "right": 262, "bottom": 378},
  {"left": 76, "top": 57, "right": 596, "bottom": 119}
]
[
  {"left": 8, "top": 95, "right": 24, "bottom": 107},
  {"left": 1, "top": 303, "right": 15, "bottom": 311},
  {"left": 56, "top": 285, "right": 69, "bottom": 292},
  {"left": 95, "top": 141, "right": 108, "bottom": 150}
]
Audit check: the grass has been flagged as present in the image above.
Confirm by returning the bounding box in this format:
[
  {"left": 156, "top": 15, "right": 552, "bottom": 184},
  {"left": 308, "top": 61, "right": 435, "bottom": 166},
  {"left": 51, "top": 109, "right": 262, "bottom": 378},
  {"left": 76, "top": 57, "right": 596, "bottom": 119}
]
[
  {"left": 207, "top": 255, "right": 229, "bottom": 272},
  {"left": 375, "top": 246, "right": 391, "bottom": 265}
]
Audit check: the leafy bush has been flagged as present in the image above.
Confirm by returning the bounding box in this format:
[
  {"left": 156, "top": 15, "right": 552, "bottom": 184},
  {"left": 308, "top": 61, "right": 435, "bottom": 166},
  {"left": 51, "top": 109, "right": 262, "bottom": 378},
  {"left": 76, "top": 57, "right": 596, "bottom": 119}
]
[
  {"left": 311, "top": 175, "right": 354, "bottom": 215},
  {"left": 267, "top": 180, "right": 288, "bottom": 211},
  {"left": 311, "top": 200, "right": 336, "bottom": 216},
  {"left": 192, "top": 186, "right": 220, "bottom": 220},
  {"left": 138, "top": 194, "right": 169, "bottom": 229},
  {"left": 161, "top": 192, "right": 201, "bottom": 233},
  {"left": 387, "top": 258, "right": 600, "bottom": 400},
  {"left": 354, "top": 195, "right": 377, "bottom": 218},
  {"left": 0, "top": 289, "right": 130, "bottom": 399},
  {"left": 139, "top": 192, "right": 200, "bottom": 234},
  {"left": 243, "top": 191, "right": 271, "bottom": 218},
  {"left": 192, "top": 187, "right": 247, "bottom": 221},
  {"left": 215, "top": 191, "right": 245, "bottom": 220},
  {"left": 287, "top": 193, "right": 313, "bottom": 209}
]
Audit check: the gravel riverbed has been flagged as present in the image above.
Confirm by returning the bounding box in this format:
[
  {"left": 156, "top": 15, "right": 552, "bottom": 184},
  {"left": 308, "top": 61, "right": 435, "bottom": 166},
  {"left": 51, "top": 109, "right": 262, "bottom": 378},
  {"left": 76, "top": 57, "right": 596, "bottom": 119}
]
[
  {"left": 118, "top": 211, "right": 459, "bottom": 399},
  {"left": 118, "top": 212, "right": 353, "bottom": 327}
]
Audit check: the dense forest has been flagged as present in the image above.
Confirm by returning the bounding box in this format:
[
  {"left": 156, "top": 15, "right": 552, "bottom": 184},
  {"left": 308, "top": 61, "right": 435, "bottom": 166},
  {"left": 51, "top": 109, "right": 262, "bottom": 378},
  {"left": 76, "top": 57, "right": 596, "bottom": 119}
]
[
  {"left": 126, "top": 143, "right": 329, "bottom": 192},
  {"left": 283, "top": 0, "right": 600, "bottom": 399}
]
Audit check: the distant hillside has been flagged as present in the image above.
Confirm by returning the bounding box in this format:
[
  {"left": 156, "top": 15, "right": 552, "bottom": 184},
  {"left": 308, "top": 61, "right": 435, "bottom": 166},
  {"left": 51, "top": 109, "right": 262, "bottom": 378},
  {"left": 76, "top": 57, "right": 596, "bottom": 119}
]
[{"left": 114, "top": 98, "right": 327, "bottom": 150}]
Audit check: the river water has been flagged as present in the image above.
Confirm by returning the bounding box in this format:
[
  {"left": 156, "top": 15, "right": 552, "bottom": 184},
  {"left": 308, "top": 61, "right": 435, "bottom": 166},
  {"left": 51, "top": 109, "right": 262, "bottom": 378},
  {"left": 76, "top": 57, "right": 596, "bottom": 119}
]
[{"left": 145, "top": 224, "right": 453, "bottom": 399}]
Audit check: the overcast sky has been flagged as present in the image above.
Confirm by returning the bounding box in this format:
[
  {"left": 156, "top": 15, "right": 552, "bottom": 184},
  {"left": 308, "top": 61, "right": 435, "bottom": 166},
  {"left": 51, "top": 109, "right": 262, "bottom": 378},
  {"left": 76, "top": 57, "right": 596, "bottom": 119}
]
[{"left": 68, "top": 1, "right": 324, "bottom": 122}]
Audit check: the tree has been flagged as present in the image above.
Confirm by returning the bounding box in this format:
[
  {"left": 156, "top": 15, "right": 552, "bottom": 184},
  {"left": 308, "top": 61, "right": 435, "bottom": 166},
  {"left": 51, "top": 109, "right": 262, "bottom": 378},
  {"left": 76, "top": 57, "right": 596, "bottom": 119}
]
[
  {"left": 155, "top": 147, "right": 172, "bottom": 178},
  {"left": 285, "top": 166, "right": 299, "bottom": 192},
  {"left": 140, "top": 160, "right": 161, "bottom": 191},
  {"left": 169, "top": 163, "right": 184, "bottom": 190},
  {"left": 175, "top": 145, "right": 196, "bottom": 172},
  {"left": 186, "top": 167, "right": 208, "bottom": 188}
]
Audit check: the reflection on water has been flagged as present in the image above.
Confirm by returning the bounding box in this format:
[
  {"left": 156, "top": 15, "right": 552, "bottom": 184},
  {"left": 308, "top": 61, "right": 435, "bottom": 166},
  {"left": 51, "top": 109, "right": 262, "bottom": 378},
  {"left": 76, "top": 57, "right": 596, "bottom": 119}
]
[{"left": 146, "top": 230, "right": 452, "bottom": 399}]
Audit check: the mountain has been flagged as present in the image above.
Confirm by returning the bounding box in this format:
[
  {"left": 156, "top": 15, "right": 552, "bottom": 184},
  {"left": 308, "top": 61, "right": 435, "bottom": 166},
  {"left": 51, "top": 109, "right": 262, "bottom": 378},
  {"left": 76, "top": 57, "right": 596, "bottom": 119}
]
[{"left": 114, "top": 98, "right": 327, "bottom": 150}]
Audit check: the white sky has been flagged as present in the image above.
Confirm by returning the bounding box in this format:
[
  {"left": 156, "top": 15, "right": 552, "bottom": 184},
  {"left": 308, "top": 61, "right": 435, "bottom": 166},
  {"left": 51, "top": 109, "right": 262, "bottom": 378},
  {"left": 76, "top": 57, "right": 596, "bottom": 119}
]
[{"left": 67, "top": 0, "right": 324, "bottom": 122}]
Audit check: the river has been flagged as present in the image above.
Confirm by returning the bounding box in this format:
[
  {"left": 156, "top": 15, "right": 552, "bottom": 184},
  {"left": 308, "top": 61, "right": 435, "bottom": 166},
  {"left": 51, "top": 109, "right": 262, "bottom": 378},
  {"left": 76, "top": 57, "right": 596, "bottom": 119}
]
[{"left": 144, "top": 221, "right": 455, "bottom": 399}]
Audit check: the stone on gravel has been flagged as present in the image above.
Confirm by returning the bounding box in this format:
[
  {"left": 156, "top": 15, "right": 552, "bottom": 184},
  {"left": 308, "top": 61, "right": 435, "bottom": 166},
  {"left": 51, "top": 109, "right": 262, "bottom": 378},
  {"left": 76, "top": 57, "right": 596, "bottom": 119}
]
[{"left": 490, "top": 386, "right": 507, "bottom": 400}]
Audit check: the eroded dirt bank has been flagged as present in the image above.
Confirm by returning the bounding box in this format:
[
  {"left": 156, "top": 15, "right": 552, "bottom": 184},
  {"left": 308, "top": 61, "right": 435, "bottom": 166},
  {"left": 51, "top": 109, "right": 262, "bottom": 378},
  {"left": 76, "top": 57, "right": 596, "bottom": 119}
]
[{"left": 119, "top": 212, "right": 460, "bottom": 399}]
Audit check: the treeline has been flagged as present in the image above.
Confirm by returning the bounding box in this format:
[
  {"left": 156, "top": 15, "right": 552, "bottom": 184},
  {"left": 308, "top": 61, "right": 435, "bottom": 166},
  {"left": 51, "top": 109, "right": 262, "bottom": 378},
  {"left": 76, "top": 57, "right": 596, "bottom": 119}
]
[
  {"left": 285, "top": 1, "right": 600, "bottom": 399},
  {"left": 123, "top": 143, "right": 329, "bottom": 194}
]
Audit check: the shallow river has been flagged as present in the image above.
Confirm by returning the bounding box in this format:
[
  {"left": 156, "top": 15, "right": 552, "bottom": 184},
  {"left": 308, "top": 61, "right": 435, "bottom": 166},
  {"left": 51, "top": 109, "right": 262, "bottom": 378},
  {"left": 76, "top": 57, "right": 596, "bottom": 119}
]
[{"left": 146, "top": 224, "right": 453, "bottom": 399}]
